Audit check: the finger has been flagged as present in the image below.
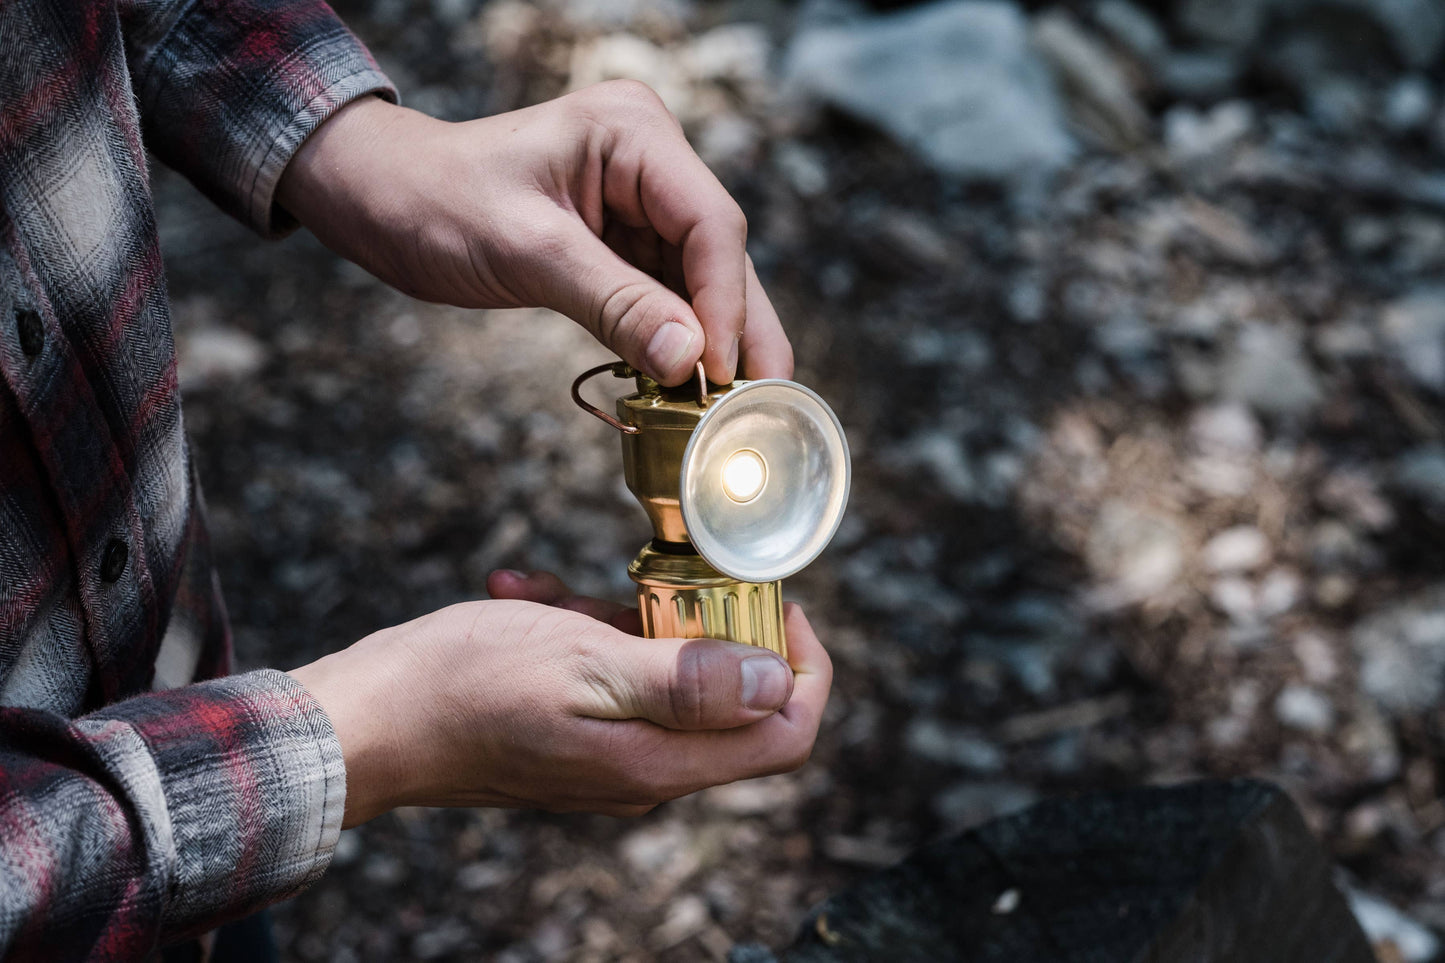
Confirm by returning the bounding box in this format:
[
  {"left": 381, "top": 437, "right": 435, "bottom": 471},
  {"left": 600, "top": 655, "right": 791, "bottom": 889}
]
[
  {"left": 737, "top": 257, "right": 793, "bottom": 381},
  {"left": 532, "top": 216, "right": 705, "bottom": 385},
  {"left": 592, "top": 92, "right": 749, "bottom": 384},
  {"left": 487, "top": 569, "right": 633, "bottom": 625},
  {"left": 775, "top": 603, "right": 831, "bottom": 731},
  {"left": 575, "top": 633, "right": 795, "bottom": 730},
  {"left": 486, "top": 569, "right": 570, "bottom": 605},
  {"left": 636, "top": 165, "right": 747, "bottom": 385},
  {"left": 616, "top": 605, "right": 832, "bottom": 797}
]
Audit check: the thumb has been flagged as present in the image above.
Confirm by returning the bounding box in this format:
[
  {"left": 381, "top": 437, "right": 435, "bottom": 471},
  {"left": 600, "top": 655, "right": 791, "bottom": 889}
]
[
  {"left": 579, "top": 633, "right": 795, "bottom": 730},
  {"left": 530, "top": 219, "right": 704, "bottom": 385}
]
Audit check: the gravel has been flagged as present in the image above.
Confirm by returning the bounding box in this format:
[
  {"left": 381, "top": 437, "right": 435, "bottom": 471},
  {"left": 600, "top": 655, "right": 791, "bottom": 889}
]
[{"left": 150, "top": 0, "right": 1445, "bottom": 957}]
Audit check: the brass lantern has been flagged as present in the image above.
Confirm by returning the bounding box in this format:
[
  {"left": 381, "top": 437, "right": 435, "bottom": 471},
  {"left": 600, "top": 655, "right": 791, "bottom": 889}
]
[{"left": 572, "top": 362, "right": 850, "bottom": 657}]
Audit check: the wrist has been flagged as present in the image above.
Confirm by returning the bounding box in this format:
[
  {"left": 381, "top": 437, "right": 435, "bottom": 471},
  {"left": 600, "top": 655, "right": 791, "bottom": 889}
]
[
  {"left": 289, "top": 642, "right": 408, "bottom": 828},
  {"left": 276, "top": 95, "right": 418, "bottom": 252}
]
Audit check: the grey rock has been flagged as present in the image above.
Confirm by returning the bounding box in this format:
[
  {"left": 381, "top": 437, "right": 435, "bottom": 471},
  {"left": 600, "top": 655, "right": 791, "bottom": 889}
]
[
  {"left": 1033, "top": 10, "right": 1151, "bottom": 150},
  {"left": 1257, "top": 567, "right": 1302, "bottom": 618},
  {"left": 1211, "top": 575, "right": 1259, "bottom": 625},
  {"left": 1177, "top": 0, "right": 1265, "bottom": 47},
  {"left": 695, "top": 112, "right": 762, "bottom": 170},
  {"left": 1323, "top": 0, "right": 1445, "bottom": 69},
  {"left": 1394, "top": 445, "right": 1445, "bottom": 511},
  {"left": 363, "top": 852, "right": 406, "bottom": 887},
  {"left": 456, "top": 860, "right": 514, "bottom": 892},
  {"left": 1384, "top": 75, "right": 1434, "bottom": 134},
  {"left": 1189, "top": 403, "right": 1263, "bottom": 455},
  {"left": 679, "top": 23, "right": 772, "bottom": 89},
  {"left": 772, "top": 141, "right": 830, "bottom": 197},
  {"left": 701, "top": 776, "right": 801, "bottom": 815},
  {"left": 1341, "top": 698, "right": 1402, "bottom": 782},
  {"left": 1159, "top": 48, "right": 1243, "bottom": 101},
  {"left": 567, "top": 34, "right": 687, "bottom": 111},
  {"left": 1086, "top": 500, "right": 1185, "bottom": 603},
  {"left": 1293, "top": 631, "right": 1339, "bottom": 685},
  {"left": 1094, "top": 314, "right": 1158, "bottom": 361},
  {"left": 1353, "top": 587, "right": 1445, "bottom": 716},
  {"left": 1274, "top": 684, "right": 1335, "bottom": 735},
  {"left": 873, "top": 208, "right": 958, "bottom": 270},
  {"left": 1380, "top": 287, "right": 1445, "bottom": 393},
  {"left": 905, "top": 719, "right": 1006, "bottom": 772},
  {"left": 430, "top": 0, "right": 473, "bottom": 25},
  {"left": 1165, "top": 101, "right": 1254, "bottom": 164},
  {"left": 1202, "top": 525, "right": 1270, "bottom": 573},
  {"left": 1314, "top": 318, "right": 1377, "bottom": 360},
  {"left": 933, "top": 780, "right": 1039, "bottom": 832},
  {"left": 785, "top": 1, "right": 1074, "bottom": 182},
  {"left": 842, "top": 553, "right": 969, "bottom": 624},
  {"left": 556, "top": 0, "right": 693, "bottom": 31},
  {"left": 891, "top": 431, "right": 977, "bottom": 501},
  {"left": 1219, "top": 323, "right": 1324, "bottom": 417},
  {"left": 413, "top": 921, "right": 471, "bottom": 960},
  {"left": 1345, "top": 887, "right": 1441, "bottom": 963},
  {"left": 1007, "top": 271, "right": 1047, "bottom": 323},
  {"left": 651, "top": 895, "right": 709, "bottom": 951},
  {"left": 332, "top": 828, "right": 362, "bottom": 867},
  {"left": 620, "top": 820, "right": 693, "bottom": 874},
  {"left": 177, "top": 325, "right": 268, "bottom": 389},
  {"left": 1091, "top": 0, "right": 1167, "bottom": 66},
  {"left": 1306, "top": 78, "right": 1371, "bottom": 136}
]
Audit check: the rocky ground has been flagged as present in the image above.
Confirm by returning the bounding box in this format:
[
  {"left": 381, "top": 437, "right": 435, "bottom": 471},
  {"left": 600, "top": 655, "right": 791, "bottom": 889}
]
[{"left": 155, "top": 0, "right": 1445, "bottom": 959}]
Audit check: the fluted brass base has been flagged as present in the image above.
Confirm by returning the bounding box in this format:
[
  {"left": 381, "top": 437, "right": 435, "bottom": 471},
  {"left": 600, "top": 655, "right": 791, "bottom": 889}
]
[{"left": 628, "top": 542, "right": 786, "bottom": 657}]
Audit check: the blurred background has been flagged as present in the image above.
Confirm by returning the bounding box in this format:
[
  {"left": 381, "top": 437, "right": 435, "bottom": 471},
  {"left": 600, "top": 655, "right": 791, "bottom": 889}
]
[{"left": 155, "top": 0, "right": 1445, "bottom": 959}]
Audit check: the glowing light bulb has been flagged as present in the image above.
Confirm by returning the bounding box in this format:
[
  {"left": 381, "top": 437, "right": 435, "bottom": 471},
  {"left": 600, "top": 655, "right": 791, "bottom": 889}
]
[{"left": 721, "top": 448, "right": 767, "bottom": 503}]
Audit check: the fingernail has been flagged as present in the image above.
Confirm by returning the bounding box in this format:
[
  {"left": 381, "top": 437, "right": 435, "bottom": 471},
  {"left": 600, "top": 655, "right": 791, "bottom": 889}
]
[
  {"left": 499, "top": 569, "right": 527, "bottom": 580},
  {"left": 725, "top": 334, "right": 740, "bottom": 379},
  {"left": 740, "top": 656, "right": 790, "bottom": 710},
  {"left": 646, "top": 322, "right": 696, "bottom": 379}
]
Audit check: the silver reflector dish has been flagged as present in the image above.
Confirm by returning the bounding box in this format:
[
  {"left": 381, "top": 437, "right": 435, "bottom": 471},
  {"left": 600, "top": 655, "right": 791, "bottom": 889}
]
[{"left": 681, "top": 380, "right": 850, "bottom": 582}]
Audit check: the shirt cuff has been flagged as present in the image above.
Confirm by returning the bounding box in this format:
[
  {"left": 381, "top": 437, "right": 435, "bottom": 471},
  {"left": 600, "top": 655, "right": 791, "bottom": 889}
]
[
  {"left": 92, "top": 669, "right": 346, "bottom": 936},
  {"left": 246, "top": 64, "right": 398, "bottom": 238},
  {"left": 132, "top": 0, "right": 399, "bottom": 238}
]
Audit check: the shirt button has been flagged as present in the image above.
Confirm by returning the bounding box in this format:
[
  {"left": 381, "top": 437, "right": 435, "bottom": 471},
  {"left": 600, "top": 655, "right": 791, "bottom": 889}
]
[
  {"left": 100, "top": 539, "right": 128, "bottom": 583},
  {"left": 16, "top": 309, "right": 43, "bottom": 357}
]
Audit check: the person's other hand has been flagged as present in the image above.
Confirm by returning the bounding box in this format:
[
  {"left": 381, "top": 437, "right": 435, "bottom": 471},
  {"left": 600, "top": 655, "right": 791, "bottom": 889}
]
[
  {"left": 276, "top": 85, "right": 792, "bottom": 386},
  {"left": 287, "top": 580, "right": 831, "bottom": 828},
  {"left": 483, "top": 568, "right": 643, "bottom": 634}
]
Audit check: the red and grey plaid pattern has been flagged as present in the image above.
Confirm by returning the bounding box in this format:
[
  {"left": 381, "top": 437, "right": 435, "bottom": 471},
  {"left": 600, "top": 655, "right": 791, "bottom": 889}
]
[{"left": 0, "top": 0, "right": 393, "bottom": 956}]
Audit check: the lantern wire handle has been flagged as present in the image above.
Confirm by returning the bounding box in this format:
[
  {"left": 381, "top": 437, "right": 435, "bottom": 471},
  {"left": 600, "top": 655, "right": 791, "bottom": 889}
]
[
  {"left": 696, "top": 361, "right": 710, "bottom": 408},
  {"left": 571, "top": 362, "right": 641, "bottom": 434}
]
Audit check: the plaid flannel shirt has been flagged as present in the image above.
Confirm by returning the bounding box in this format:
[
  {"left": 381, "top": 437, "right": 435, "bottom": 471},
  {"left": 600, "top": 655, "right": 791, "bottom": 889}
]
[{"left": 0, "top": 1, "right": 396, "bottom": 957}]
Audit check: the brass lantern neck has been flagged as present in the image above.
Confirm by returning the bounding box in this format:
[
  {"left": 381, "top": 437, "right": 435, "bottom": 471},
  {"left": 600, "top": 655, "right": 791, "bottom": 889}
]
[{"left": 569, "top": 358, "right": 742, "bottom": 545}]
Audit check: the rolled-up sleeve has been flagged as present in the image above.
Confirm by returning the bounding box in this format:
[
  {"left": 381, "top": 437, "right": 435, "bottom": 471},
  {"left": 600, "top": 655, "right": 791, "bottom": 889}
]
[
  {"left": 120, "top": 0, "right": 398, "bottom": 236},
  {"left": 0, "top": 670, "right": 345, "bottom": 958}
]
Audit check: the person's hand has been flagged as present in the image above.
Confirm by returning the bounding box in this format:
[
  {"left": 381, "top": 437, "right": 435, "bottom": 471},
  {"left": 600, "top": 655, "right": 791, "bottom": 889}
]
[
  {"left": 287, "top": 573, "right": 831, "bottom": 827},
  {"left": 276, "top": 84, "right": 792, "bottom": 386}
]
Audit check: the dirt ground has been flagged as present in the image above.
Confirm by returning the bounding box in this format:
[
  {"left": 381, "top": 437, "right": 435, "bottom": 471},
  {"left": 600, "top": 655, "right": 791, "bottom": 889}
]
[{"left": 153, "top": 0, "right": 1445, "bottom": 959}]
